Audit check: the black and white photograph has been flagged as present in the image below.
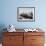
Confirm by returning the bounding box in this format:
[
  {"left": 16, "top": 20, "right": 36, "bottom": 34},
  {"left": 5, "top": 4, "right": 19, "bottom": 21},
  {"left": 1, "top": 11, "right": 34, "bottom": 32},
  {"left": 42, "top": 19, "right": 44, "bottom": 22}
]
[{"left": 17, "top": 7, "right": 35, "bottom": 22}]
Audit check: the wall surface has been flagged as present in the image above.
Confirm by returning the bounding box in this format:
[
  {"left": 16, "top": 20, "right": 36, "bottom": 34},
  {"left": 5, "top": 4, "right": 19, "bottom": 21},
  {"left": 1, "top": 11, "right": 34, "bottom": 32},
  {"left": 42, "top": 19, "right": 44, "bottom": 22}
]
[{"left": 0, "top": 0, "right": 46, "bottom": 31}]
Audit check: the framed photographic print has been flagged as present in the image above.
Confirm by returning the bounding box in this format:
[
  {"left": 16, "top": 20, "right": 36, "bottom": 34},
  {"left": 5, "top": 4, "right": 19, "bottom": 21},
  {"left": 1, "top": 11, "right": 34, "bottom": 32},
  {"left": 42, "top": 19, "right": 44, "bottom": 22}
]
[{"left": 17, "top": 7, "right": 35, "bottom": 22}]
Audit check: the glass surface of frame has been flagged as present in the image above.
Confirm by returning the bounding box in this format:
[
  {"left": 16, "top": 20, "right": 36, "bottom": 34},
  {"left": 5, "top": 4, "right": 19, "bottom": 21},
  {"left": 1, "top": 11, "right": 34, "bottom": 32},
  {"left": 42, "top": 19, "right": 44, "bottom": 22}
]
[{"left": 17, "top": 7, "right": 35, "bottom": 22}]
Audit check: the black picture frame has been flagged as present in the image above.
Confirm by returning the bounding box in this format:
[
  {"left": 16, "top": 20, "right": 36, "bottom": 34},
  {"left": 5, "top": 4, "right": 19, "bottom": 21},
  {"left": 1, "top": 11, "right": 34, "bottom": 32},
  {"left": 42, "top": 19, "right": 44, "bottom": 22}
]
[{"left": 17, "top": 7, "right": 35, "bottom": 22}]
